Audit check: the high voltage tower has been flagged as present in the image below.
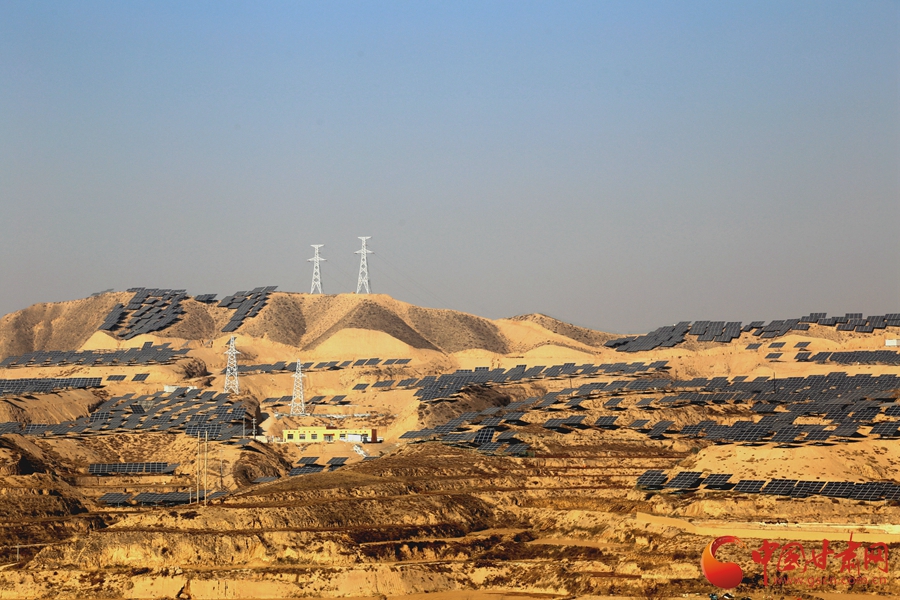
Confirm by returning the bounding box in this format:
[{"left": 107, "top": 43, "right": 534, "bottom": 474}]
[
  {"left": 355, "top": 236, "right": 372, "bottom": 294},
  {"left": 223, "top": 336, "right": 240, "bottom": 394},
  {"left": 289, "top": 360, "right": 307, "bottom": 416},
  {"left": 308, "top": 244, "right": 325, "bottom": 294}
]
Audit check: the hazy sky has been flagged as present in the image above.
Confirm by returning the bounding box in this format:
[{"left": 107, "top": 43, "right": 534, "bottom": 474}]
[{"left": 1, "top": 1, "right": 898, "bottom": 333}]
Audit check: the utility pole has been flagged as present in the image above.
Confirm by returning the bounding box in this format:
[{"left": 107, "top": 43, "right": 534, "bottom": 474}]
[
  {"left": 223, "top": 336, "right": 240, "bottom": 394},
  {"left": 355, "top": 236, "right": 372, "bottom": 294},
  {"left": 309, "top": 244, "right": 325, "bottom": 294},
  {"left": 196, "top": 433, "right": 201, "bottom": 504},
  {"left": 290, "top": 360, "right": 307, "bottom": 416},
  {"left": 204, "top": 430, "right": 209, "bottom": 505}
]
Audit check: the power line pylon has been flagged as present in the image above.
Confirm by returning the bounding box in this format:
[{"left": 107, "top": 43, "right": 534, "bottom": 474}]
[
  {"left": 355, "top": 236, "right": 372, "bottom": 294},
  {"left": 289, "top": 360, "right": 307, "bottom": 416},
  {"left": 308, "top": 244, "right": 325, "bottom": 294},
  {"left": 223, "top": 336, "right": 240, "bottom": 394}
]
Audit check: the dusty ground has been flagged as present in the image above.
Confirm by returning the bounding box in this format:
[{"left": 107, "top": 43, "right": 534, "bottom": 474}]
[{"left": 0, "top": 293, "right": 896, "bottom": 598}]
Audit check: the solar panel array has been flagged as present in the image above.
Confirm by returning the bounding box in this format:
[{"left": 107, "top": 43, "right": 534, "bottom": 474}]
[
  {"left": 89, "top": 462, "right": 177, "bottom": 475},
  {"left": 0, "top": 377, "right": 102, "bottom": 396},
  {"left": 802, "top": 351, "right": 900, "bottom": 366},
  {"left": 638, "top": 471, "right": 900, "bottom": 503},
  {"left": 604, "top": 322, "right": 691, "bottom": 353},
  {"left": 0, "top": 342, "right": 188, "bottom": 369},
  {"left": 218, "top": 286, "right": 277, "bottom": 332},
  {"left": 605, "top": 312, "right": 900, "bottom": 352},
  {"left": 131, "top": 490, "right": 227, "bottom": 505},
  {"left": 625, "top": 371, "right": 900, "bottom": 445},
  {"left": 407, "top": 361, "right": 668, "bottom": 402},
  {"left": 0, "top": 389, "right": 252, "bottom": 441},
  {"left": 99, "top": 288, "right": 188, "bottom": 339},
  {"left": 231, "top": 357, "right": 406, "bottom": 376}
]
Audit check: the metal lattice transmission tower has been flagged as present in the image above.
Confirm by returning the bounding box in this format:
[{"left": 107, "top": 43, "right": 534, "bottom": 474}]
[
  {"left": 223, "top": 336, "right": 240, "bottom": 394},
  {"left": 355, "top": 236, "right": 373, "bottom": 294},
  {"left": 289, "top": 360, "right": 307, "bottom": 416},
  {"left": 308, "top": 244, "right": 325, "bottom": 294}
]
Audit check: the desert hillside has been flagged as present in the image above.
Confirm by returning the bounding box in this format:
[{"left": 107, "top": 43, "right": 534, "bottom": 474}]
[{"left": 0, "top": 292, "right": 607, "bottom": 360}]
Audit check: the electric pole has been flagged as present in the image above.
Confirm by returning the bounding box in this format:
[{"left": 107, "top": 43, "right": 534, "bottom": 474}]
[
  {"left": 309, "top": 244, "right": 325, "bottom": 294},
  {"left": 355, "top": 236, "right": 372, "bottom": 294}
]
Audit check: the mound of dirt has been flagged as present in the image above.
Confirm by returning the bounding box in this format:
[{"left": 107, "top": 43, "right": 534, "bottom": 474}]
[
  {"left": 306, "top": 300, "right": 441, "bottom": 351},
  {"left": 508, "top": 313, "right": 618, "bottom": 348},
  {"left": 0, "top": 292, "right": 131, "bottom": 359}
]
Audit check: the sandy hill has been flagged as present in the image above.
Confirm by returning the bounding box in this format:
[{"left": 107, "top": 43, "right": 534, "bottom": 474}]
[
  {"left": 0, "top": 292, "right": 610, "bottom": 361},
  {"left": 0, "top": 293, "right": 132, "bottom": 359},
  {"left": 507, "top": 313, "right": 618, "bottom": 348}
]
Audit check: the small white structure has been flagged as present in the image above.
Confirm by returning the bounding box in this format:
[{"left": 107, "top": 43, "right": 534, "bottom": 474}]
[
  {"left": 223, "top": 336, "right": 240, "bottom": 394},
  {"left": 308, "top": 244, "right": 325, "bottom": 294},
  {"left": 355, "top": 236, "right": 372, "bottom": 294}
]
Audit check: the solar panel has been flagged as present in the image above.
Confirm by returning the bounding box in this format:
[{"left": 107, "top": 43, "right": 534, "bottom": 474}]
[
  {"left": 850, "top": 482, "right": 886, "bottom": 501},
  {"left": 628, "top": 419, "right": 650, "bottom": 429},
  {"left": 504, "top": 443, "right": 530, "bottom": 455},
  {"left": 288, "top": 465, "right": 325, "bottom": 476},
  {"left": 792, "top": 481, "right": 826, "bottom": 497},
  {"left": 594, "top": 416, "right": 618, "bottom": 428},
  {"left": 771, "top": 429, "right": 801, "bottom": 444},
  {"left": 703, "top": 474, "right": 732, "bottom": 488},
  {"left": 327, "top": 457, "right": 348, "bottom": 466},
  {"left": 679, "top": 424, "right": 703, "bottom": 436},
  {"left": 733, "top": 480, "right": 766, "bottom": 494},
  {"left": 647, "top": 420, "right": 674, "bottom": 437},
  {"left": 636, "top": 469, "right": 668, "bottom": 488},
  {"left": 664, "top": 471, "right": 702, "bottom": 489},
  {"left": 870, "top": 423, "right": 899, "bottom": 437},
  {"left": 473, "top": 428, "right": 495, "bottom": 445},
  {"left": 298, "top": 456, "right": 319, "bottom": 464},
  {"left": 883, "top": 485, "right": 900, "bottom": 501},
  {"left": 761, "top": 479, "right": 798, "bottom": 496},
  {"left": 832, "top": 423, "right": 859, "bottom": 437},
  {"left": 820, "top": 481, "right": 855, "bottom": 498}
]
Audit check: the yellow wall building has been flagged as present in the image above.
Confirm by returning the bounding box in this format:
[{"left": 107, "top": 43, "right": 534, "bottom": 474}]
[{"left": 282, "top": 426, "right": 377, "bottom": 443}]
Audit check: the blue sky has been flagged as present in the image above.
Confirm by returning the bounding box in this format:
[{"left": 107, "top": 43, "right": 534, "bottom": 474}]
[{"left": 1, "top": 1, "right": 897, "bottom": 333}]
